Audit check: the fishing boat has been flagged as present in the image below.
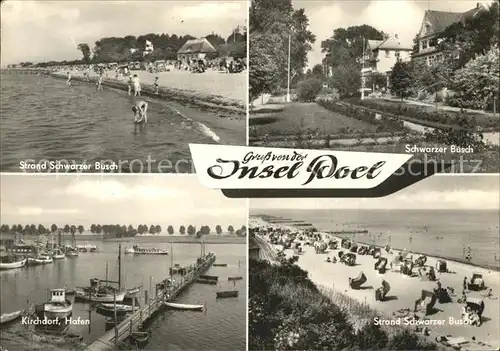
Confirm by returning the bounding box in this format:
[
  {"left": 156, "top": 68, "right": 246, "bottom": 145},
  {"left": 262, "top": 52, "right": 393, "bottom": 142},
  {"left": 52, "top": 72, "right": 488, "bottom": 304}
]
[
  {"left": 43, "top": 289, "right": 72, "bottom": 319},
  {"left": 131, "top": 331, "right": 150, "bottom": 349},
  {"left": 0, "top": 309, "right": 25, "bottom": 324},
  {"left": 75, "top": 244, "right": 126, "bottom": 303},
  {"left": 0, "top": 257, "right": 27, "bottom": 270},
  {"left": 52, "top": 249, "right": 65, "bottom": 260},
  {"left": 28, "top": 254, "right": 53, "bottom": 265},
  {"left": 164, "top": 302, "right": 204, "bottom": 311},
  {"left": 124, "top": 246, "right": 135, "bottom": 254},
  {"left": 216, "top": 290, "right": 239, "bottom": 298}
]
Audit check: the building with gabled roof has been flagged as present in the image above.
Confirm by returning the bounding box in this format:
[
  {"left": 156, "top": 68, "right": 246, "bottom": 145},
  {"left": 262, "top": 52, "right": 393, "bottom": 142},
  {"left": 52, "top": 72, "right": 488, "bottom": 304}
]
[
  {"left": 177, "top": 38, "right": 217, "bottom": 61},
  {"left": 413, "top": 3, "right": 485, "bottom": 66}
]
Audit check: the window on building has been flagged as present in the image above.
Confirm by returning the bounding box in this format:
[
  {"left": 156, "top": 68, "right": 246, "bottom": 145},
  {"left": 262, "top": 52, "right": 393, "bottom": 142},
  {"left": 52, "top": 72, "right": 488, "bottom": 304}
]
[
  {"left": 422, "top": 40, "right": 428, "bottom": 50},
  {"left": 385, "top": 50, "right": 390, "bottom": 58}
]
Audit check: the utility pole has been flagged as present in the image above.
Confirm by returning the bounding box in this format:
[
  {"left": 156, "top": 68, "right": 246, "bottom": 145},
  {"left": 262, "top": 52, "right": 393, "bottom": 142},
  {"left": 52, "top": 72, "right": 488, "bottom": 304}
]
[
  {"left": 361, "top": 36, "right": 365, "bottom": 101},
  {"left": 286, "top": 34, "right": 291, "bottom": 103}
]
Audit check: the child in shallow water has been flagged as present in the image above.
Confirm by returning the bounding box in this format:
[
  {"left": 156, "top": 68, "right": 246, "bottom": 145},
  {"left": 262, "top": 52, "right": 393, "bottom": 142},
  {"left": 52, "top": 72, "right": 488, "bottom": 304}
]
[{"left": 132, "top": 100, "right": 148, "bottom": 124}]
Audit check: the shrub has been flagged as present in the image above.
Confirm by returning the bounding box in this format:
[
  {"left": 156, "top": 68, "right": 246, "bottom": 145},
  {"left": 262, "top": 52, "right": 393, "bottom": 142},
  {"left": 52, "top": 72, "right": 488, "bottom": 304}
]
[
  {"left": 389, "top": 329, "right": 437, "bottom": 350},
  {"left": 357, "top": 322, "right": 389, "bottom": 350},
  {"left": 297, "top": 78, "right": 323, "bottom": 102},
  {"left": 417, "top": 91, "right": 427, "bottom": 101}
]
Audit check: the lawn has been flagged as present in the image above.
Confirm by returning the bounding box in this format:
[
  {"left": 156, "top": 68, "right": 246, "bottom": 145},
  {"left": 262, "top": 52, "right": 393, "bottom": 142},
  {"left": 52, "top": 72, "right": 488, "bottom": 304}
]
[{"left": 249, "top": 102, "right": 379, "bottom": 137}]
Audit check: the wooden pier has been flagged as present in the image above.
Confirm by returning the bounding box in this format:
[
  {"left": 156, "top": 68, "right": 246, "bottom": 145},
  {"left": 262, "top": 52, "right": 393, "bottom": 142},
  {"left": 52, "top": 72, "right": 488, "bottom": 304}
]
[{"left": 85, "top": 252, "right": 216, "bottom": 350}]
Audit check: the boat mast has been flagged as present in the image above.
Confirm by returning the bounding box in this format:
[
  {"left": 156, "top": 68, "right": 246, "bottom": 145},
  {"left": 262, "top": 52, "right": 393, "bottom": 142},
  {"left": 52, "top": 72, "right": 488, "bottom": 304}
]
[
  {"left": 105, "top": 262, "right": 108, "bottom": 288},
  {"left": 170, "top": 244, "right": 173, "bottom": 279},
  {"left": 118, "top": 243, "right": 121, "bottom": 291}
]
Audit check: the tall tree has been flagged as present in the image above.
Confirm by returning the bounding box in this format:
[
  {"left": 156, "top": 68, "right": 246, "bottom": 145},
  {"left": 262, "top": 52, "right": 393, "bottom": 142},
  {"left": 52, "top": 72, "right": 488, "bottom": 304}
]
[
  {"left": 179, "top": 225, "right": 186, "bottom": 235},
  {"left": 216, "top": 225, "right": 222, "bottom": 235},
  {"left": 389, "top": 60, "right": 413, "bottom": 100},
  {"left": 228, "top": 225, "right": 235, "bottom": 235},
  {"left": 51, "top": 224, "right": 58, "bottom": 233},
  {"left": 167, "top": 225, "right": 174, "bottom": 235},
  {"left": 321, "top": 25, "right": 385, "bottom": 69},
  {"left": 77, "top": 43, "right": 92, "bottom": 62},
  {"left": 78, "top": 225, "right": 84, "bottom": 234}
]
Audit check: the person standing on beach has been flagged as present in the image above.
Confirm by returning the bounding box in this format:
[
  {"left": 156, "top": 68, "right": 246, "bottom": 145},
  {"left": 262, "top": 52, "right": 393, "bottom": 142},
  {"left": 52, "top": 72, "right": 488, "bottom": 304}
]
[
  {"left": 127, "top": 74, "right": 133, "bottom": 95},
  {"left": 154, "top": 76, "right": 159, "bottom": 94},
  {"left": 133, "top": 74, "right": 141, "bottom": 96},
  {"left": 66, "top": 72, "right": 72, "bottom": 86},
  {"left": 96, "top": 72, "right": 104, "bottom": 92}
]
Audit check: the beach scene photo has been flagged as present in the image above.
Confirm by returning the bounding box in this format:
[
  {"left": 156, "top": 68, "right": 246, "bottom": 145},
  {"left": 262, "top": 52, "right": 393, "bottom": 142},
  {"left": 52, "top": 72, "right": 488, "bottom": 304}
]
[
  {"left": 249, "top": 175, "right": 500, "bottom": 350},
  {"left": 0, "top": 175, "right": 247, "bottom": 350},
  {"left": 0, "top": 1, "right": 247, "bottom": 173},
  {"left": 249, "top": 0, "right": 499, "bottom": 172}
]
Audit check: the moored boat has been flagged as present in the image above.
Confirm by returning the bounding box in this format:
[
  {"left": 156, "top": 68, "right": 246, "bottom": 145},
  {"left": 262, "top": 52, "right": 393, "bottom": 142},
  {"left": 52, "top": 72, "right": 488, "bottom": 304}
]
[
  {"left": 213, "top": 263, "right": 227, "bottom": 267},
  {"left": 228, "top": 276, "right": 243, "bottom": 281},
  {"left": 0, "top": 309, "right": 25, "bottom": 324},
  {"left": 216, "top": 290, "right": 239, "bottom": 298},
  {"left": 75, "top": 288, "right": 126, "bottom": 303},
  {"left": 130, "top": 331, "right": 150, "bottom": 349},
  {"left": 52, "top": 249, "right": 65, "bottom": 260},
  {"left": 28, "top": 254, "right": 53, "bottom": 265},
  {"left": 96, "top": 303, "right": 139, "bottom": 316},
  {"left": 0, "top": 257, "right": 27, "bottom": 270},
  {"left": 125, "top": 286, "right": 141, "bottom": 298},
  {"left": 43, "top": 289, "right": 72, "bottom": 319},
  {"left": 128, "top": 245, "right": 168, "bottom": 255},
  {"left": 65, "top": 248, "right": 79, "bottom": 258},
  {"left": 164, "top": 302, "right": 204, "bottom": 311}
]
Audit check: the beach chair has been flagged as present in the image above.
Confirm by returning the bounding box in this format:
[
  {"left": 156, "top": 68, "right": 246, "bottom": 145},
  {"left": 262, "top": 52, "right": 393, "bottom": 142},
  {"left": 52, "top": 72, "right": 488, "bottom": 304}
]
[
  {"left": 345, "top": 253, "right": 356, "bottom": 266},
  {"left": 468, "top": 273, "right": 486, "bottom": 291},
  {"left": 464, "top": 297, "right": 484, "bottom": 326},
  {"left": 349, "top": 272, "right": 367, "bottom": 290},
  {"left": 415, "top": 255, "right": 427, "bottom": 266},
  {"left": 374, "top": 257, "right": 388, "bottom": 273},
  {"left": 415, "top": 290, "right": 437, "bottom": 315},
  {"left": 350, "top": 244, "right": 358, "bottom": 253}
]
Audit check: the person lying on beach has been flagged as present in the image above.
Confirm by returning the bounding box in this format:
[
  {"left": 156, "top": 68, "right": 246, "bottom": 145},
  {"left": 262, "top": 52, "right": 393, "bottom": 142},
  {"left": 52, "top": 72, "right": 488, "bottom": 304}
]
[{"left": 132, "top": 100, "right": 148, "bottom": 124}]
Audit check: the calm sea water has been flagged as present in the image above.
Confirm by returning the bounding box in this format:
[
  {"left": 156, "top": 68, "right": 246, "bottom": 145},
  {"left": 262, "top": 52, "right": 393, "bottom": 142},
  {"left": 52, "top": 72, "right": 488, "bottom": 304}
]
[
  {"left": 252, "top": 209, "right": 500, "bottom": 269},
  {"left": 0, "top": 74, "right": 240, "bottom": 173},
  {"left": 0, "top": 242, "right": 246, "bottom": 350}
]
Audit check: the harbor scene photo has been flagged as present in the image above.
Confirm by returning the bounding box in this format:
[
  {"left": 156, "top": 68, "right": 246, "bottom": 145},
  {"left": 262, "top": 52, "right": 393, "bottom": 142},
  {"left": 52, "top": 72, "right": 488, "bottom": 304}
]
[
  {"left": 0, "top": 175, "right": 247, "bottom": 350},
  {"left": 0, "top": 1, "right": 247, "bottom": 173},
  {"left": 249, "top": 175, "right": 500, "bottom": 351}
]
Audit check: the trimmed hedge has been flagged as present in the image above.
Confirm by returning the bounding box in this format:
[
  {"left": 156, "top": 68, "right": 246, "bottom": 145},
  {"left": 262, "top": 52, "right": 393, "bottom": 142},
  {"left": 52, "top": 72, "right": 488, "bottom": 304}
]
[
  {"left": 317, "top": 99, "right": 407, "bottom": 132},
  {"left": 347, "top": 98, "right": 499, "bottom": 131}
]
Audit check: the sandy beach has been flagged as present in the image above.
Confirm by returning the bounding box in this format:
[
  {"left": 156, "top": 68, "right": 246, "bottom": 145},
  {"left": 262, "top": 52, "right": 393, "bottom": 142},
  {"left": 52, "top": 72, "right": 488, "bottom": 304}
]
[
  {"left": 52, "top": 67, "right": 246, "bottom": 112},
  {"left": 251, "top": 216, "right": 500, "bottom": 350}
]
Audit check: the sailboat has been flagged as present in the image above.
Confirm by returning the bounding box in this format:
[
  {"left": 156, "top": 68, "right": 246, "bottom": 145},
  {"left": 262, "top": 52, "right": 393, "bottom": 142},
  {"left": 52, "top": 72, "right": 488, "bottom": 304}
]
[
  {"left": 66, "top": 232, "right": 79, "bottom": 257},
  {"left": 52, "top": 249, "right": 65, "bottom": 260},
  {"left": 0, "top": 257, "right": 27, "bottom": 270},
  {"left": 75, "top": 244, "right": 126, "bottom": 302}
]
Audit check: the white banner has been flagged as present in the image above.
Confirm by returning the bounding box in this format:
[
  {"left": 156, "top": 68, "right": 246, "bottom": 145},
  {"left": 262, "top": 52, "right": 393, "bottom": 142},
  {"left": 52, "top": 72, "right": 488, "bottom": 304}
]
[{"left": 189, "top": 144, "right": 413, "bottom": 189}]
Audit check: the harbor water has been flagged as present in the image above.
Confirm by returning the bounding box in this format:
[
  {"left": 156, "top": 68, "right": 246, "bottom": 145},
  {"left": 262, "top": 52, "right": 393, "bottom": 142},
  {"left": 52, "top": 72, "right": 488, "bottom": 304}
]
[
  {"left": 0, "top": 242, "right": 246, "bottom": 350},
  {"left": 0, "top": 74, "right": 243, "bottom": 173},
  {"left": 251, "top": 209, "right": 500, "bottom": 269}
]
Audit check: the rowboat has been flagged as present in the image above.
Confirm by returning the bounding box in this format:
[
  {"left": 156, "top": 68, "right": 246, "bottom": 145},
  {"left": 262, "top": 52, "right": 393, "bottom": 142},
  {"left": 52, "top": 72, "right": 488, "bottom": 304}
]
[
  {"left": 44, "top": 289, "right": 72, "bottom": 319},
  {"left": 164, "top": 302, "right": 204, "bottom": 311},
  {"left": 0, "top": 258, "right": 27, "bottom": 270},
  {"left": 65, "top": 249, "right": 79, "bottom": 258},
  {"left": 0, "top": 309, "right": 25, "bottom": 324},
  {"left": 216, "top": 290, "right": 238, "bottom": 298},
  {"left": 228, "top": 276, "right": 243, "bottom": 281},
  {"left": 131, "top": 331, "right": 150, "bottom": 349},
  {"left": 96, "top": 303, "right": 139, "bottom": 316}
]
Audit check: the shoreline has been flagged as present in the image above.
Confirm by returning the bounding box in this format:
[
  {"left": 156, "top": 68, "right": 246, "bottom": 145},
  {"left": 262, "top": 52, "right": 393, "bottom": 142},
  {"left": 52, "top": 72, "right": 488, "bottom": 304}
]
[
  {"left": 0, "top": 233, "right": 245, "bottom": 245},
  {"left": 252, "top": 215, "right": 500, "bottom": 272},
  {"left": 50, "top": 71, "right": 245, "bottom": 115}
]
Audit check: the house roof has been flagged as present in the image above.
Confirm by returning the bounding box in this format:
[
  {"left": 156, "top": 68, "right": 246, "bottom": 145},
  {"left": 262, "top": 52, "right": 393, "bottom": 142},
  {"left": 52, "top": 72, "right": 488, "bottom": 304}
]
[
  {"left": 423, "top": 5, "right": 483, "bottom": 35},
  {"left": 177, "top": 38, "right": 217, "bottom": 55},
  {"left": 367, "top": 37, "right": 412, "bottom": 51}
]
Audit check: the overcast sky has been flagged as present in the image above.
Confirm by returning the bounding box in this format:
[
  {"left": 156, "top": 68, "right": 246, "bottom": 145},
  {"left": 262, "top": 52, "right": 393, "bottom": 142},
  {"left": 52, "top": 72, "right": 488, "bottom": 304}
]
[
  {"left": 0, "top": 175, "right": 247, "bottom": 229},
  {"left": 251, "top": 175, "right": 500, "bottom": 210},
  {"left": 0, "top": 0, "right": 247, "bottom": 65},
  {"left": 294, "top": 0, "right": 493, "bottom": 69}
]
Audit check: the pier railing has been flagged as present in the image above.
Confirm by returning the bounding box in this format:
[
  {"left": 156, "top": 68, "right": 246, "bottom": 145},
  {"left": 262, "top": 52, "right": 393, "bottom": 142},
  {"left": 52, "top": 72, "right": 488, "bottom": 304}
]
[{"left": 85, "top": 253, "right": 216, "bottom": 350}]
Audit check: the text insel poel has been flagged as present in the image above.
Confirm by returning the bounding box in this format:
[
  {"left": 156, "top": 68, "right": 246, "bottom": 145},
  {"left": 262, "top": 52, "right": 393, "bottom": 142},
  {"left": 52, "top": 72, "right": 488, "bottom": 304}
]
[
  {"left": 302, "top": 155, "right": 386, "bottom": 185},
  {"left": 206, "top": 154, "right": 386, "bottom": 185}
]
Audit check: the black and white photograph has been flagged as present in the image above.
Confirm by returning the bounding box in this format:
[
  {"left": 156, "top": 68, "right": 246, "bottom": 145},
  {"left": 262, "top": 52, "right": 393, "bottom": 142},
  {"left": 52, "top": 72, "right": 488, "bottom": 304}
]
[
  {"left": 249, "top": 0, "right": 499, "bottom": 172},
  {"left": 0, "top": 175, "right": 247, "bottom": 350},
  {"left": 249, "top": 175, "right": 500, "bottom": 350},
  {"left": 0, "top": 0, "right": 247, "bottom": 173}
]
